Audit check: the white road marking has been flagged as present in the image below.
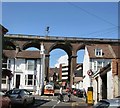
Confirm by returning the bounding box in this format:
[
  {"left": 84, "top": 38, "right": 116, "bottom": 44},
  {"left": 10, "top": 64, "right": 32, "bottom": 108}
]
[{"left": 52, "top": 101, "right": 60, "bottom": 108}]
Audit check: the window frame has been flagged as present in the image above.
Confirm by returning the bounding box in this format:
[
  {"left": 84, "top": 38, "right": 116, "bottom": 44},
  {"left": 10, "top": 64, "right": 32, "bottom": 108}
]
[
  {"left": 25, "top": 74, "right": 36, "bottom": 86},
  {"left": 2, "top": 75, "right": 7, "bottom": 84},
  {"left": 95, "top": 48, "right": 103, "bottom": 57},
  {"left": 26, "top": 59, "right": 35, "bottom": 71}
]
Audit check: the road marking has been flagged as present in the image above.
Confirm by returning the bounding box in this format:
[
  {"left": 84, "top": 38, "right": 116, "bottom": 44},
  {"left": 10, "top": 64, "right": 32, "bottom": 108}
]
[
  {"left": 57, "top": 101, "right": 60, "bottom": 104},
  {"left": 52, "top": 101, "right": 60, "bottom": 108}
]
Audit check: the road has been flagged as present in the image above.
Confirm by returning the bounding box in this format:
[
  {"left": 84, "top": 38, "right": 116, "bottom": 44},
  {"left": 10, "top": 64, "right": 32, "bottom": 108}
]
[
  {"left": 33, "top": 90, "right": 92, "bottom": 108},
  {"left": 12, "top": 90, "right": 93, "bottom": 108}
]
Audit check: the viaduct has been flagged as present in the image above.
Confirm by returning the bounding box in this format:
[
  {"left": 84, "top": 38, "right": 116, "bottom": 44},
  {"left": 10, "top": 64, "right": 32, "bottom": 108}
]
[{"left": 4, "top": 34, "right": 120, "bottom": 86}]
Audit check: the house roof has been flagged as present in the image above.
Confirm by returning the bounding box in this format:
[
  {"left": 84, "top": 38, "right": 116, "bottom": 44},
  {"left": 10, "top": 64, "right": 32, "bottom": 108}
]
[
  {"left": 0, "top": 24, "right": 8, "bottom": 34},
  {"left": 86, "top": 44, "right": 120, "bottom": 59},
  {"left": 110, "top": 45, "right": 120, "bottom": 58},
  {"left": 3, "top": 50, "right": 16, "bottom": 58},
  {"left": 3, "top": 50, "right": 42, "bottom": 59}
]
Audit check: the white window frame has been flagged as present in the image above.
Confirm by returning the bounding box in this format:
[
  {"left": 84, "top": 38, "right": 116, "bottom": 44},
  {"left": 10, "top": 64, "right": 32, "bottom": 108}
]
[
  {"left": 7, "top": 59, "right": 11, "bottom": 69},
  {"left": 94, "top": 60, "right": 104, "bottom": 71},
  {"left": 26, "top": 60, "right": 35, "bottom": 71},
  {"left": 94, "top": 61, "right": 97, "bottom": 71},
  {"left": 25, "top": 74, "right": 36, "bottom": 86},
  {"left": 97, "top": 61, "right": 103, "bottom": 70},
  {"left": 2, "top": 75, "right": 7, "bottom": 84},
  {"left": 95, "top": 48, "right": 103, "bottom": 57}
]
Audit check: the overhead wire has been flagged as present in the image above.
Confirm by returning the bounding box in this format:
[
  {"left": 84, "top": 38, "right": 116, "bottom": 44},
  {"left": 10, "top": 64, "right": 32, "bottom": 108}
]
[
  {"left": 80, "top": 27, "right": 118, "bottom": 37},
  {"left": 65, "top": 1, "right": 119, "bottom": 28}
]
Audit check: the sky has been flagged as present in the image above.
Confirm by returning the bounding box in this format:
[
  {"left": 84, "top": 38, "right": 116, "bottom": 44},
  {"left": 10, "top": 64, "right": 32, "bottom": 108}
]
[{"left": 1, "top": 2, "right": 119, "bottom": 68}]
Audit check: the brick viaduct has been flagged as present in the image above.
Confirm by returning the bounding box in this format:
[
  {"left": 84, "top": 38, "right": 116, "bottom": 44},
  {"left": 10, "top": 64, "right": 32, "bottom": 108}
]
[{"left": 4, "top": 34, "right": 120, "bottom": 86}]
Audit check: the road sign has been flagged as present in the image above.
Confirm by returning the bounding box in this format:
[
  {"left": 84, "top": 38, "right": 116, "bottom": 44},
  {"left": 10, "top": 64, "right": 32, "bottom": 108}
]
[{"left": 87, "top": 69, "right": 93, "bottom": 76}]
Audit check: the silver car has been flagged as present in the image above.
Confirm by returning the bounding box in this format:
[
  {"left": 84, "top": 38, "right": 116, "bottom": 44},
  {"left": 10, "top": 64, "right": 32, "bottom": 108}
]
[
  {"left": 5, "top": 89, "right": 35, "bottom": 107},
  {"left": 93, "top": 98, "right": 120, "bottom": 108}
]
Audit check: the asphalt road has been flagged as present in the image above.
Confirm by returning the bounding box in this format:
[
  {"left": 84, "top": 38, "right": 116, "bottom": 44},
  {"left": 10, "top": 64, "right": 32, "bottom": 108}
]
[{"left": 11, "top": 90, "right": 93, "bottom": 108}]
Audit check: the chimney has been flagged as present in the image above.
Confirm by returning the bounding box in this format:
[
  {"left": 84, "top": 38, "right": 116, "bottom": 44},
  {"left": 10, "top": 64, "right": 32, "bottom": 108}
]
[{"left": 16, "top": 46, "right": 20, "bottom": 54}]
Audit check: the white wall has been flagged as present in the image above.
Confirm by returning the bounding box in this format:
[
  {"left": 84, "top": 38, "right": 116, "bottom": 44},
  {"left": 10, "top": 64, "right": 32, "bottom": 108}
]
[
  {"left": 93, "top": 78, "right": 97, "bottom": 104},
  {"left": 107, "top": 70, "right": 114, "bottom": 99},
  {"left": 83, "top": 47, "right": 90, "bottom": 92},
  {"left": 5, "top": 57, "right": 45, "bottom": 95}
]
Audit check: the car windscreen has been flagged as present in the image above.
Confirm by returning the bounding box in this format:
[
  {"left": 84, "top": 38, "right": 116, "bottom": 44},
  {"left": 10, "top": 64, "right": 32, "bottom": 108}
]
[{"left": 6, "top": 90, "right": 21, "bottom": 94}]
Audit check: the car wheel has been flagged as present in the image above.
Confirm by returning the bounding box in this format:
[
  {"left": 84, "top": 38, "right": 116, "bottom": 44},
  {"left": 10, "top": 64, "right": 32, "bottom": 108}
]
[
  {"left": 23, "top": 100, "right": 27, "bottom": 107},
  {"left": 8, "top": 102, "right": 12, "bottom": 108},
  {"left": 32, "top": 98, "right": 35, "bottom": 104}
]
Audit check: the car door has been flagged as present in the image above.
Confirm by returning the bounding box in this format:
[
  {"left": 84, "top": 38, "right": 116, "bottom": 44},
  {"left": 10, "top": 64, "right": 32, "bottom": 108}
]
[
  {"left": 24, "top": 90, "right": 33, "bottom": 104},
  {"left": 23, "top": 90, "right": 30, "bottom": 104}
]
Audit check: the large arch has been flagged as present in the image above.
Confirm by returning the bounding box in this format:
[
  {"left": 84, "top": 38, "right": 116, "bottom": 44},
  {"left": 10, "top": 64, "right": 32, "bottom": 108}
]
[
  {"left": 49, "top": 42, "right": 72, "bottom": 56},
  {"left": 22, "top": 41, "right": 40, "bottom": 50},
  {"left": 44, "top": 42, "right": 74, "bottom": 85},
  {"left": 4, "top": 40, "right": 16, "bottom": 50}
]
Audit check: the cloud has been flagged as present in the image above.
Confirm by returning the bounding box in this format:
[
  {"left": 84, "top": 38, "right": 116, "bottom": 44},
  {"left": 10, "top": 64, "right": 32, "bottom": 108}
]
[{"left": 54, "top": 54, "right": 68, "bottom": 68}]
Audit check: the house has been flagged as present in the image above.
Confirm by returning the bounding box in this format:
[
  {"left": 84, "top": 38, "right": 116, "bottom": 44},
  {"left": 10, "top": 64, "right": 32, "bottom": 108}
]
[
  {"left": 2, "top": 44, "right": 45, "bottom": 95},
  {"left": 74, "top": 63, "right": 83, "bottom": 89},
  {"left": 49, "top": 67, "right": 59, "bottom": 82},
  {"left": 83, "top": 44, "right": 120, "bottom": 103},
  {"left": 0, "top": 24, "right": 10, "bottom": 91}
]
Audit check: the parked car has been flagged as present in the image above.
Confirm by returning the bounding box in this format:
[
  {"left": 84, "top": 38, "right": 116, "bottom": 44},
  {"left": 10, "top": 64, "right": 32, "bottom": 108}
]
[
  {"left": 93, "top": 98, "right": 120, "bottom": 108},
  {"left": 5, "top": 89, "right": 35, "bottom": 107},
  {"left": 0, "top": 91, "right": 11, "bottom": 108}
]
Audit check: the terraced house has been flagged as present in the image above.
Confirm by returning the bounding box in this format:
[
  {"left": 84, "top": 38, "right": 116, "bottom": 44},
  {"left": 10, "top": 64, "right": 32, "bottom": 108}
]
[
  {"left": 83, "top": 44, "right": 120, "bottom": 103},
  {"left": 2, "top": 41, "right": 45, "bottom": 95}
]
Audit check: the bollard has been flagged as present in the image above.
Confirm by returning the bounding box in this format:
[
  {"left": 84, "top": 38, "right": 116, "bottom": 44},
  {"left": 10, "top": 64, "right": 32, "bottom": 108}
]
[{"left": 87, "top": 87, "right": 94, "bottom": 105}]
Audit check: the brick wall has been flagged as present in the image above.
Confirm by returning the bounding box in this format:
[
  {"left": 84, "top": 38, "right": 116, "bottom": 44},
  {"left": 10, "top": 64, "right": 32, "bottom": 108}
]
[{"left": 112, "top": 59, "right": 120, "bottom": 78}]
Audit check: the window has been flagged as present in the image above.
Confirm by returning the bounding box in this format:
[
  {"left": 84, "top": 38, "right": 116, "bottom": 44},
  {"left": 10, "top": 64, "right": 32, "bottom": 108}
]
[
  {"left": 25, "top": 74, "right": 36, "bottom": 86},
  {"left": 16, "top": 59, "right": 24, "bottom": 71},
  {"left": 26, "top": 60, "right": 35, "bottom": 71},
  {"left": 2, "top": 59, "right": 7, "bottom": 68},
  {"left": 8, "top": 59, "right": 11, "bottom": 69},
  {"left": 94, "top": 61, "right": 104, "bottom": 71},
  {"left": 95, "top": 48, "right": 103, "bottom": 56},
  {"left": 94, "top": 61, "right": 97, "bottom": 71},
  {"left": 97, "top": 61, "right": 103, "bottom": 69},
  {"left": 2, "top": 76, "right": 7, "bottom": 84}
]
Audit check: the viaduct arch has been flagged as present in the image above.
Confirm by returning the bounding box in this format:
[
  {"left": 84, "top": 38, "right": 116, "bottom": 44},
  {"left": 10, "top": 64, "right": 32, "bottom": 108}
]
[{"left": 4, "top": 34, "right": 120, "bottom": 86}]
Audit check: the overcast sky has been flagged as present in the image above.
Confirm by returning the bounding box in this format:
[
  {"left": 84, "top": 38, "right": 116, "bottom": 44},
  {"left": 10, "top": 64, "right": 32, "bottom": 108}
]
[{"left": 2, "top": 2, "right": 118, "bottom": 67}]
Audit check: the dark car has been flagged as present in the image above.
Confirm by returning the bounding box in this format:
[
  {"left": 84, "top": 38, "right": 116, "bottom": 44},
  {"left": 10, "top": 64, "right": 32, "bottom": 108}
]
[
  {"left": 0, "top": 91, "right": 11, "bottom": 108},
  {"left": 5, "top": 89, "right": 35, "bottom": 107},
  {"left": 93, "top": 98, "right": 120, "bottom": 108}
]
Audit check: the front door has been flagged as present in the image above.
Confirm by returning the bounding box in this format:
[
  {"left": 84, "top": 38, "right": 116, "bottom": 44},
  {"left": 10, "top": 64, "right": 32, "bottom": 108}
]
[{"left": 16, "top": 75, "right": 20, "bottom": 88}]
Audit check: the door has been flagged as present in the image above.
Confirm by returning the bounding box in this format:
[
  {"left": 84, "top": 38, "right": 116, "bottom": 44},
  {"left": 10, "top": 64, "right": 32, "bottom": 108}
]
[{"left": 16, "top": 75, "right": 20, "bottom": 88}]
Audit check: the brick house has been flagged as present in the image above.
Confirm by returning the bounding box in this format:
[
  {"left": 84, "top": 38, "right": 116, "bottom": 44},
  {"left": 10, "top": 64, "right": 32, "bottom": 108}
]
[{"left": 74, "top": 63, "right": 83, "bottom": 89}]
